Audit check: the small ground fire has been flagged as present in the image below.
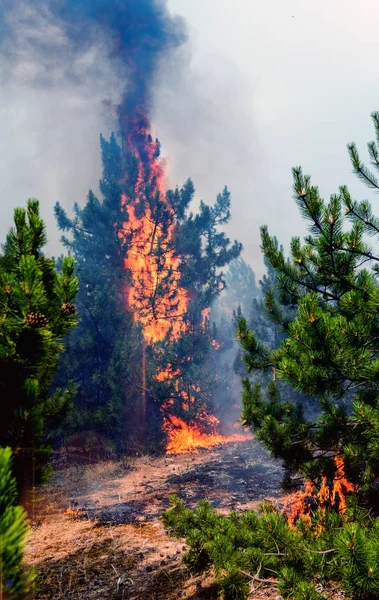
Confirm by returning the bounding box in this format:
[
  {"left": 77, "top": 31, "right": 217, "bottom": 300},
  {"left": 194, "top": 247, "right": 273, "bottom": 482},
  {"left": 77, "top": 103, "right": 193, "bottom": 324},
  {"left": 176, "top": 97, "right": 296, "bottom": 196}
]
[
  {"left": 165, "top": 415, "right": 253, "bottom": 454},
  {"left": 284, "top": 456, "right": 355, "bottom": 527}
]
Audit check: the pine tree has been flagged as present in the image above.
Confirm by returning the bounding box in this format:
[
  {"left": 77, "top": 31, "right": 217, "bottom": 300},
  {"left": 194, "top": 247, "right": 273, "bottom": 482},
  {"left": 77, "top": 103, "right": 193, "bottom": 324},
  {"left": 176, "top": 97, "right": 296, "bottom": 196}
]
[
  {"left": 0, "top": 447, "right": 34, "bottom": 599},
  {"left": 54, "top": 134, "right": 144, "bottom": 452},
  {"left": 232, "top": 247, "right": 282, "bottom": 379},
  {"left": 0, "top": 199, "right": 78, "bottom": 501},
  {"left": 164, "top": 111, "right": 379, "bottom": 600},
  {"left": 249, "top": 237, "right": 284, "bottom": 349},
  {"left": 163, "top": 493, "right": 379, "bottom": 600},
  {"left": 55, "top": 133, "right": 241, "bottom": 449},
  {"left": 238, "top": 111, "right": 379, "bottom": 504},
  {"left": 208, "top": 258, "right": 261, "bottom": 424},
  {"left": 213, "top": 257, "right": 260, "bottom": 319},
  {"left": 163, "top": 185, "right": 242, "bottom": 430}
]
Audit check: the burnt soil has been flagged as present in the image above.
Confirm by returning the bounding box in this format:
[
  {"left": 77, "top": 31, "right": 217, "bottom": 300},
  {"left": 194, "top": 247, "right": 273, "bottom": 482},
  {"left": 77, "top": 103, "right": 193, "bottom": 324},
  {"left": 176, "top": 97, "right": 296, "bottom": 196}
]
[{"left": 24, "top": 439, "right": 345, "bottom": 600}]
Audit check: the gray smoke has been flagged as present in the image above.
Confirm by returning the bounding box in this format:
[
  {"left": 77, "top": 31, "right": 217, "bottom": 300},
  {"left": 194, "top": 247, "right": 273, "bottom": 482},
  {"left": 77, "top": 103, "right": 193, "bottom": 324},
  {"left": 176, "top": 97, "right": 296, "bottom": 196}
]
[
  {"left": 0, "top": 1, "right": 127, "bottom": 254},
  {"left": 0, "top": 0, "right": 258, "bottom": 273}
]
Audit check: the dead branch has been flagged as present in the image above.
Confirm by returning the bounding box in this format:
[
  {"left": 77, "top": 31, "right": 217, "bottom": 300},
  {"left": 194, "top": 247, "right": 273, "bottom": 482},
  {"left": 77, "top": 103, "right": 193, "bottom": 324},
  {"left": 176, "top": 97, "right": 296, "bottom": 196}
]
[
  {"left": 302, "top": 547, "right": 335, "bottom": 554},
  {"left": 239, "top": 570, "right": 279, "bottom": 585}
]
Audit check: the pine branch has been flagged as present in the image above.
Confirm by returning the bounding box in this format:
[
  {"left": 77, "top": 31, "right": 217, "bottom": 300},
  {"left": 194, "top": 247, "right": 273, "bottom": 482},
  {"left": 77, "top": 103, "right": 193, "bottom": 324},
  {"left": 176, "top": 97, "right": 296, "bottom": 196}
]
[{"left": 348, "top": 142, "right": 379, "bottom": 190}]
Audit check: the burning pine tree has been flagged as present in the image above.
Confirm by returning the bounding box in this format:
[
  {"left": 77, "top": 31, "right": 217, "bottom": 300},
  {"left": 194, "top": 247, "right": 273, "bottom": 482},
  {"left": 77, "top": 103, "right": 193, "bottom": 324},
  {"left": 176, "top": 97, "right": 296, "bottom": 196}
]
[
  {"left": 50, "top": 0, "right": 244, "bottom": 452},
  {"left": 118, "top": 102, "right": 252, "bottom": 451},
  {"left": 55, "top": 124, "right": 243, "bottom": 451}
]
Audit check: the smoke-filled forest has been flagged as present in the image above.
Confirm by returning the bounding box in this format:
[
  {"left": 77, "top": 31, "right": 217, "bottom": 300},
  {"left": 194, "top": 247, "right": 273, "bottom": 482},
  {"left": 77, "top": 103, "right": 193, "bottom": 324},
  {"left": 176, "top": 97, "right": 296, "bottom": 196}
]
[{"left": 2, "top": 1, "right": 379, "bottom": 600}]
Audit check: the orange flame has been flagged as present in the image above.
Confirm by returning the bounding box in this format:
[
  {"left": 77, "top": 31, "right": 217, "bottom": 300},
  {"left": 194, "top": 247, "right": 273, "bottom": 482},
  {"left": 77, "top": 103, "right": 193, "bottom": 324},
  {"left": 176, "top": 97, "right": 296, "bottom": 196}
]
[
  {"left": 327, "top": 456, "right": 354, "bottom": 513},
  {"left": 284, "top": 457, "right": 355, "bottom": 527},
  {"left": 164, "top": 415, "right": 253, "bottom": 454},
  {"left": 64, "top": 506, "right": 81, "bottom": 520},
  {"left": 284, "top": 480, "right": 314, "bottom": 528},
  {"left": 201, "top": 307, "right": 210, "bottom": 329},
  {"left": 211, "top": 339, "right": 223, "bottom": 350},
  {"left": 119, "top": 109, "right": 248, "bottom": 453},
  {"left": 120, "top": 114, "right": 188, "bottom": 343}
]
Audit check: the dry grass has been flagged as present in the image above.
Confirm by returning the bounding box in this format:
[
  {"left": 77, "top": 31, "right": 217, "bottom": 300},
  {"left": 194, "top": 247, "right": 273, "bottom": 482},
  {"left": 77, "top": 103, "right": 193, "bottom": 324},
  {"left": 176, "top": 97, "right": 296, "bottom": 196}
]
[{"left": 24, "top": 459, "right": 213, "bottom": 599}]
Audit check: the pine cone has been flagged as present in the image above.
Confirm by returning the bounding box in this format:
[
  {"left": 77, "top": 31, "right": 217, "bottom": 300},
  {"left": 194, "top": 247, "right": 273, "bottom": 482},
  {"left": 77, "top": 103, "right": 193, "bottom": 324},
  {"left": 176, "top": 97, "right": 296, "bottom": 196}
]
[
  {"left": 61, "top": 302, "right": 76, "bottom": 316},
  {"left": 26, "top": 312, "right": 48, "bottom": 328}
]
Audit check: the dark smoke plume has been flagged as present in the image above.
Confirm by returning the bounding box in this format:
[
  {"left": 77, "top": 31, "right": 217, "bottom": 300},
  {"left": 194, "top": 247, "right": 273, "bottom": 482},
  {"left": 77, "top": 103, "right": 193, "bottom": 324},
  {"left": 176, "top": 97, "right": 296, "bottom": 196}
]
[
  {"left": 0, "top": 0, "right": 187, "bottom": 244},
  {"left": 0, "top": 0, "right": 186, "bottom": 149},
  {"left": 50, "top": 0, "right": 187, "bottom": 142},
  {"left": 0, "top": 1, "right": 257, "bottom": 273}
]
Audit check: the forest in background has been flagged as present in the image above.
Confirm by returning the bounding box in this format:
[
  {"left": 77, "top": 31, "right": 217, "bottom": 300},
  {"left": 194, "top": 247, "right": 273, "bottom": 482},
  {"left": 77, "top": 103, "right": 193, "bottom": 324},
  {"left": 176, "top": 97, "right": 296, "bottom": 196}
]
[
  {"left": 2, "top": 1, "right": 379, "bottom": 598},
  {"left": 4, "top": 113, "right": 379, "bottom": 600},
  {"left": 0, "top": 127, "right": 288, "bottom": 598}
]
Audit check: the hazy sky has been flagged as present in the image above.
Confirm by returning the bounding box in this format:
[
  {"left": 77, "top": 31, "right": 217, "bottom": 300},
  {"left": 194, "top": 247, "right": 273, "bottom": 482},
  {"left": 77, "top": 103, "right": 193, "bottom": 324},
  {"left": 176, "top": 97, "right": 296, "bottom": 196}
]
[{"left": 1, "top": 0, "right": 379, "bottom": 277}]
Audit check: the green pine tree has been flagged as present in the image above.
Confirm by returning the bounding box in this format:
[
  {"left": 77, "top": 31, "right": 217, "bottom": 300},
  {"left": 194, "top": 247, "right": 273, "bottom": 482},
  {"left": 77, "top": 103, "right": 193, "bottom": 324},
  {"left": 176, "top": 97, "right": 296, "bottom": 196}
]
[
  {"left": 249, "top": 236, "right": 284, "bottom": 349},
  {"left": 207, "top": 258, "right": 261, "bottom": 425},
  {"left": 163, "top": 492, "right": 379, "bottom": 600},
  {"left": 0, "top": 447, "right": 34, "bottom": 599},
  {"left": 54, "top": 134, "right": 144, "bottom": 452},
  {"left": 163, "top": 111, "right": 379, "bottom": 600},
  {"left": 0, "top": 199, "right": 78, "bottom": 501},
  {"left": 238, "top": 111, "right": 379, "bottom": 504},
  {"left": 213, "top": 256, "right": 260, "bottom": 322}
]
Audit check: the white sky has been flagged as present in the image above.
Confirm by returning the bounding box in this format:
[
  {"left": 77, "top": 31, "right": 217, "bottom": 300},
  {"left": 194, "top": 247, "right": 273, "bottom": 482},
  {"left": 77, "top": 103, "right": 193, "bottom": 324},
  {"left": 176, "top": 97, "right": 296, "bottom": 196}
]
[
  {"left": 160, "top": 0, "right": 379, "bottom": 276},
  {"left": 1, "top": 0, "right": 379, "bottom": 277}
]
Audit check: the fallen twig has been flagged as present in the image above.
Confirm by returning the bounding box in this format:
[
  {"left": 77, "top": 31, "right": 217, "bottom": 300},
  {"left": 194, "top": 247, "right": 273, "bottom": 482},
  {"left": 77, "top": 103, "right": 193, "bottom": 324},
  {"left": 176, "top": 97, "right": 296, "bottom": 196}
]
[
  {"left": 240, "top": 570, "right": 279, "bottom": 585},
  {"left": 302, "top": 547, "right": 335, "bottom": 554}
]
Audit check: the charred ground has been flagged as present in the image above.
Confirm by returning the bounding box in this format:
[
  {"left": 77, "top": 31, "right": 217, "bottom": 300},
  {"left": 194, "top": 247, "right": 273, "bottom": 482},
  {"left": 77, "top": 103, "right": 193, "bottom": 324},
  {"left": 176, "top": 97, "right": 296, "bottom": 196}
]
[{"left": 25, "top": 439, "right": 286, "bottom": 599}]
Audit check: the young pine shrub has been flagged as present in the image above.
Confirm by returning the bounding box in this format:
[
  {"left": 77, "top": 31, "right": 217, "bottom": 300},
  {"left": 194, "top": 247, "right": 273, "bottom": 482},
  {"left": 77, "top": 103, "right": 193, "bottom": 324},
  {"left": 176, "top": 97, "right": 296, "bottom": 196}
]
[
  {"left": 164, "top": 493, "right": 379, "bottom": 600},
  {"left": 0, "top": 447, "right": 34, "bottom": 599},
  {"left": 335, "top": 522, "right": 379, "bottom": 598}
]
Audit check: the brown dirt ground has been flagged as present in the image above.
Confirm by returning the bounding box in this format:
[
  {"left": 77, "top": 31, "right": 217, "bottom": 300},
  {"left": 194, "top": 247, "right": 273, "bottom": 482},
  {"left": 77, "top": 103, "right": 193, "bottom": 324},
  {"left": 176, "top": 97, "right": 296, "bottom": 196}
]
[{"left": 24, "top": 439, "right": 347, "bottom": 600}]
